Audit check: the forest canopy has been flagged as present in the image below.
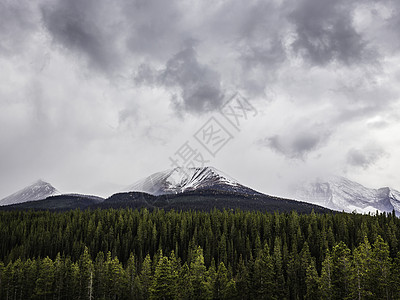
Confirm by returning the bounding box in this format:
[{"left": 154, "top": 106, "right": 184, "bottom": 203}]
[{"left": 1, "top": 208, "right": 400, "bottom": 299}]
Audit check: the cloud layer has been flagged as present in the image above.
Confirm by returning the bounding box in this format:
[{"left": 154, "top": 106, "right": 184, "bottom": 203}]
[{"left": 1, "top": 0, "right": 400, "bottom": 197}]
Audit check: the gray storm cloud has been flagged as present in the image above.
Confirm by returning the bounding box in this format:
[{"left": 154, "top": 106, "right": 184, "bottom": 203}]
[
  {"left": 0, "top": 1, "right": 39, "bottom": 56},
  {"left": 135, "top": 46, "right": 224, "bottom": 114},
  {"left": 346, "top": 146, "right": 387, "bottom": 169},
  {"left": 289, "top": 0, "right": 372, "bottom": 66},
  {"left": 259, "top": 125, "right": 331, "bottom": 160},
  {"left": 0, "top": 0, "right": 400, "bottom": 197}
]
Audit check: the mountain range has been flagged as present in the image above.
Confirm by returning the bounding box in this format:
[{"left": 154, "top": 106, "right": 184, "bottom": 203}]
[
  {"left": 292, "top": 175, "right": 400, "bottom": 215},
  {"left": 1, "top": 167, "right": 399, "bottom": 215},
  {"left": 0, "top": 167, "right": 328, "bottom": 213}
]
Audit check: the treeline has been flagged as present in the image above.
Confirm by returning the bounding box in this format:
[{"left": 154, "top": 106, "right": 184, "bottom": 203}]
[
  {"left": 0, "top": 209, "right": 400, "bottom": 299},
  {"left": 1, "top": 237, "right": 399, "bottom": 300}
]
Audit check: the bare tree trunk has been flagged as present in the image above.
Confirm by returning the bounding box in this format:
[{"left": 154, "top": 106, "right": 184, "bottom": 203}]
[{"left": 88, "top": 271, "right": 93, "bottom": 300}]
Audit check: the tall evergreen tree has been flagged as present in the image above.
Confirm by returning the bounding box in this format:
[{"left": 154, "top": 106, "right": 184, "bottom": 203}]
[
  {"left": 34, "top": 257, "right": 55, "bottom": 300},
  {"left": 371, "top": 235, "right": 391, "bottom": 299},
  {"left": 331, "top": 241, "right": 352, "bottom": 299},
  {"left": 320, "top": 251, "right": 333, "bottom": 300},
  {"left": 140, "top": 254, "right": 153, "bottom": 300},
  {"left": 189, "top": 246, "right": 211, "bottom": 300},
  {"left": 79, "top": 247, "right": 94, "bottom": 300},
  {"left": 272, "top": 237, "right": 286, "bottom": 299},
  {"left": 150, "top": 255, "right": 177, "bottom": 300},
  {"left": 305, "top": 258, "right": 320, "bottom": 300},
  {"left": 351, "top": 236, "right": 373, "bottom": 299},
  {"left": 254, "top": 243, "right": 275, "bottom": 299}
]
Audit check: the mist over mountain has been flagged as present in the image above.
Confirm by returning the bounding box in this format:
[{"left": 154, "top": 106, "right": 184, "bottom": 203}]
[{"left": 292, "top": 175, "right": 400, "bottom": 215}]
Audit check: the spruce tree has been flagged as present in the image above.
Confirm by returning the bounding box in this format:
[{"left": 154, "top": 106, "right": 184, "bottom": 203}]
[
  {"left": 189, "top": 246, "right": 211, "bottom": 300},
  {"left": 351, "top": 236, "right": 373, "bottom": 299},
  {"left": 320, "top": 251, "right": 333, "bottom": 300},
  {"left": 305, "top": 259, "right": 320, "bottom": 300},
  {"left": 254, "top": 242, "right": 275, "bottom": 299},
  {"left": 140, "top": 254, "right": 153, "bottom": 300},
  {"left": 150, "top": 256, "right": 176, "bottom": 300},
  {"left": 371, "top": 235, "right": 391, "bottom": 299},
  {"left": 34, "top": 256, "right": 55, "bottom": 300}
]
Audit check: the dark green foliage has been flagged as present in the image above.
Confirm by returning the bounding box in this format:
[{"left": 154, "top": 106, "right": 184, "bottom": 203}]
[{"left": 1, "top": 209, "right": 400, "bottom": 299}]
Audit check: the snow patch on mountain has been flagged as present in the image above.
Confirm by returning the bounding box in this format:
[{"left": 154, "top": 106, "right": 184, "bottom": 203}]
[
  {"left": 292, "top": 175, "right": 400, "bottom": 215},
  {"left": 126, "top": 166, "right": 259, "bottom": 196},
  {"left": 0, "top": 180, "right": 60, "bottom": 206}
]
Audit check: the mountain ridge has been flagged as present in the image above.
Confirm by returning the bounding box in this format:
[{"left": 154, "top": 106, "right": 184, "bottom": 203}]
[
  {"left": 292, "top": 175, "right": 400, "bottom": 215},
  {"left": 126, "top": 166, "right": 263, "bottom": 196},
  {"left": 0, "top": 179, "right": 59, "bottom": 206}
]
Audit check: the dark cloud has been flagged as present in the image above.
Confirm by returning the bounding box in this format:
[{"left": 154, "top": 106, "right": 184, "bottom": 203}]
[
  {"left": 41, "top": 0, "right": 121, "bottom": 73},
  {"left": 123, "top": 0, "right": 184, "bottom": 58},
  {"left": 40, "top": 0, "right": 186, "bottom": 73},
  {"left": 289, "top": 0, "right": 372, "bottom": 65},
  {"left": 237, "top": 1, "right": 287, "bottom": 69},
  {"left": 346, "top": 146, "right": 386, "bottom": 169},
  {"left": 259, "top": 126, "right": 331, "bottom": 160},
  {"left": 135, "top": 46, "right": 224, "bottom": 114},
  {"left": 0, "top": 1, "right": 38, "bottom": 56}
]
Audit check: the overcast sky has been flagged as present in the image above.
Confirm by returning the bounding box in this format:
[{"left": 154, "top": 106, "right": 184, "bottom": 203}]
[{"left": 1, "top": 0, "right": 400, "bottom": 198}]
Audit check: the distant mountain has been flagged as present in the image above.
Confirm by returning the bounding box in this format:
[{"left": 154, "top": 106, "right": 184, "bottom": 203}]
[
  {"left": 0, "top": 167, "right": 331, "bottom": 214},
  {"left": 126, "top": 167, "right": 263, "bottom": 196},
  {"left": 293, "top": 175, "right": 400, "bottom": 215},
  {"left": 0, "top": 180, "right": 59, "bottom": 206},
  {"left": 0, "top": 194, "right": 104, "bottom": 211}
]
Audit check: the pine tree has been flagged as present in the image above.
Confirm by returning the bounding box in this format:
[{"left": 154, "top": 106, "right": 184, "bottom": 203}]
[
  {"left": 127, "top": 253, "right": 139, "bottom": 300},
  {"left": 254, "top": 242, "right": 275, "bottom": 299},
  {"left": 391, "top": 252, "right": 400, "bottom": 299},
  {"left": 213, "top": 262, "right": 229, "bottom": 299},
  {"left": 286, "top": 251, "right": 300, "bottom": 299},
  {"left": 234, "top": 255, "right": 249, "bottom": 299},
  {"left": 189, "top": 246, "right": 211, "bottom": 300},
  {"left": 150, "top": 255, "right": 177, "bottom": 300},
  {"left": 79, "top": 246, "right": 94, "bottom": 300},
  {"left": 178, "top": 262, "right": 193, "bottom": 300},
  {"left": 320, "top": 251, "right": 333, "bottom": 300},
  {"left": 371, "top": 235, "right": 391, "bottom": 299},
  {"left": 299, "top": 242, "right": 312, "bottom": 298},
  {"left": 351, "top": 236, "right": 373, "bottom": 299},
  {"left": 53, "top": 253, "right": 64, "bottom": 300},
  {"left": 0, "top": 261, "right": 4, "bottom": 299},
  {"left": 106, "top": 254, "right": 127, "bottom": 300},
  {"left": 94, "top": 252, "right": 106, "bottom": 300},
  {"left": 140, "top": 254, "right": 153, "bottom": 300},
  {"left": 272, "top": 237, "right": 286, "bottom": 299},
  {"left": 305, "top": 258, "right": 320, "bottom": 300},
  {"left": 34, "top": 256, "right": 55, "bottom": 300},
  {"left": 331, "top": 241, "right": 351, "bottom": 299}
]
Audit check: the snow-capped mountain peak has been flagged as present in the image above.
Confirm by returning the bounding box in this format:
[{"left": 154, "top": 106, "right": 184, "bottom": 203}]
[
  {"left": 126, "top": 166, "right": 259, "bottom": 196},
  {"left": 292, "top": 175, "right": 400, "bottom": 215},
  {"left": 0, "top": 179, "right": 60, "bottom": 206}
]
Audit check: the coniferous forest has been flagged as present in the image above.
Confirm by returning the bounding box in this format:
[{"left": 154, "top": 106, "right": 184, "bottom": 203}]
[{"left": 1, "top": 208, "right": 400, "bottom": 299}]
